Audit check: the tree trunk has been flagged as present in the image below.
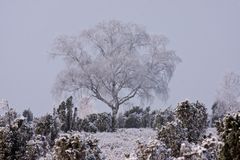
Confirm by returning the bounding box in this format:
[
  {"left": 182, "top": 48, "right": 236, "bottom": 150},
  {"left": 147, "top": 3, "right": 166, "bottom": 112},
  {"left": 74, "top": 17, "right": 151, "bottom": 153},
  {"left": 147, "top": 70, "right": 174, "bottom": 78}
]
[{"left": 111, "top": 107, "right": 118, "bottom": 132}]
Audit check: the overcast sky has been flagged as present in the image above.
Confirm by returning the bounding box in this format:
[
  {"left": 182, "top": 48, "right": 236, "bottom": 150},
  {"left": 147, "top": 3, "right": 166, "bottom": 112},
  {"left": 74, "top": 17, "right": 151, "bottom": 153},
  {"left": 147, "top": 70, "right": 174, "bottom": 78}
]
[{"left": 0, "top": 0, "right": 240, "bottom": 115}]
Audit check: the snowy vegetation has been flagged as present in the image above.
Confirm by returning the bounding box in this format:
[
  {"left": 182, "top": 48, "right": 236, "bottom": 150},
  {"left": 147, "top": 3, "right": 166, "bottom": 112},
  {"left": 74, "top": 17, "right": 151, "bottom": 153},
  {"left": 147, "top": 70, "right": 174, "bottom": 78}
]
[
  {"left": 0, "top": 97, "right": 239, "bottom": 160},
  {"left": 1, "top": 20, "right": 239, "bottom": 159}
]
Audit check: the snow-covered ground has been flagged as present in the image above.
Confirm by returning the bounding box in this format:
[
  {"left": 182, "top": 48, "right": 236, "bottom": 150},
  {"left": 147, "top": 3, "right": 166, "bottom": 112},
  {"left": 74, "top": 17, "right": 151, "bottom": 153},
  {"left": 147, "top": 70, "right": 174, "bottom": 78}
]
[
  {"left": 85, "top": 128, "right": 156, "bottom": 160},
  {"left": 84, "top": 128, "right": 219, "bottom": 160}
]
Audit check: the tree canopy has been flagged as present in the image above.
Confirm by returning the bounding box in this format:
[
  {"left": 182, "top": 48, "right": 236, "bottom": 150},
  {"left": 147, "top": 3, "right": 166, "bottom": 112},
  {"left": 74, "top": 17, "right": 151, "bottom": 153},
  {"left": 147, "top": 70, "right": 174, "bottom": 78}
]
[{"left": 51, "top": 20, "right": 181, "bottom": 129}]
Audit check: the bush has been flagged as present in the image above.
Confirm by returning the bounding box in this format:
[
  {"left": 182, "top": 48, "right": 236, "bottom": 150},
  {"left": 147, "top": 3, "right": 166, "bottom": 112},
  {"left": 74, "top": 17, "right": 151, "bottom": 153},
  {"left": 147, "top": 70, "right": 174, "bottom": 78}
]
[
  {"left": 81, "top": 112, "right": 112, "bottom": 132},
  {"left": 0, "top": 118, "right": 33, "bottom": 160},
  {"left": 217, "top": 112, "right": 240, "bottom": 160},
  {"left": 123, "top": 106, "right": 153, "bottom": 128},
  {"left": 125, "top": 113, "right": 142, "bottom": 128},
  {"left": 25, "top": 135, "right": 50, "bottom": 159},
  {"left": 0, "top": 108, "right": 17, "bottom": 127},
  {"left": 22, "top": 109, "right": 33, "bottom": 122},
  {"left": 95, "top": 112, "right": 112, "bottom": 132},
  {"left": 133, "top": 140, "right": 173, "bottom": 160},
  {"left": 176, "top": 100, "right": 208, "bottom": 142},
  {"left": 81, "top": 118, "right": 98, "bottom": 133},
  {"left": 55, "top": 96, "right": 78, "bottom": 132},
  {"left": 34, "top": 114, "right": 59, "bottom": 146},
  {"left": 178, "top": 134, "right": 221, "bottom": 160},
  {"left": 53, "top": 132, "right": 103, "bottom": 160},
  {"left": 157, "top": 121, "right": 187, "bottom": 157},
  {"left": 153, "top": 108, "right": 175, "bottom": 129}
]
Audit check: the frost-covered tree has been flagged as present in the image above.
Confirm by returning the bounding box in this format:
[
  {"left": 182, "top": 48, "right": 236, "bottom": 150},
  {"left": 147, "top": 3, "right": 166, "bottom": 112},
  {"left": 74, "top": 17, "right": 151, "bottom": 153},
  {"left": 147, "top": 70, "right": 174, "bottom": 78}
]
[
  {"left": 79, "top": 97, "right": 96, "bottom": 119},
  {"left": 212, "top": 72, "right": 240, "bottom": 122},
  {"left": 51, "top": 20, "right": 181, "bottom": 130}
]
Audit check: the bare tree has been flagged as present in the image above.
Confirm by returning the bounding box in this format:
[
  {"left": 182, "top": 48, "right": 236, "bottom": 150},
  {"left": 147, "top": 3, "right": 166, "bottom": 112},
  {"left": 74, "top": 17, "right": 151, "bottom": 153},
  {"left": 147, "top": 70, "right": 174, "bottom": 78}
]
[{"left": 51, "top": 20, "right": 181, "bottom": 129}]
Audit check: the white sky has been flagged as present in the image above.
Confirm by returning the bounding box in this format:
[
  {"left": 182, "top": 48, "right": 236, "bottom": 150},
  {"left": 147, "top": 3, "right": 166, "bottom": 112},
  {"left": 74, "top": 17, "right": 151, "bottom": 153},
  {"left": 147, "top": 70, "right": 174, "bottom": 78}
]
[{"left": 0, "top": 0, "right": 240, "bottom": 115}]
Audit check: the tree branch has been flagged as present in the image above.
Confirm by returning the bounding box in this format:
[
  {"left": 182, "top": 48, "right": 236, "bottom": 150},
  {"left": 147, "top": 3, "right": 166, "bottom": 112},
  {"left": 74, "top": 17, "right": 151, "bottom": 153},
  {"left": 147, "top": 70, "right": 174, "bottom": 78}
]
[{"left": 119, "top": 86, "right": 140, "bottom": 105}]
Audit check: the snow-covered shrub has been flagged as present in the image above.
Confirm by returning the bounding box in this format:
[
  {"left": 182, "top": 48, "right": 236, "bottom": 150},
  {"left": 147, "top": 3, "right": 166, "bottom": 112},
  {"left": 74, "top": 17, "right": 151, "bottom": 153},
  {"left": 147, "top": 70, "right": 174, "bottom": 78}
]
[
  {"left": 176, "top": 100, "right": 208, "bottom": 142},
  {"left": 81, "top": 118, "right": 98, "bottom": 133},
  {"left": 125, "top": 113, "right": 142, "bottom": 128},
  {"left": 133, "top": 139, "right": 173, "bottom": 160},
  {"left": 178, "top": 141, "right": 208, "bottom": 160},
  {"left": 25, "top": 135, "right": 50, "bottom": 159},
  {"left": 0, "top": 126, "right": 10, "bottom": 159},
  {"left": 95, "top": 112, "right": 112, "bottom": 132},
  {"left": 0, "top": 117, "right": 33, "bottom": 159},
  {"left": 123, "top": 106, "right": 153, "bottom": 128},
  {"left": 157, "top": 121, "right": 187, "bottom": 157},
  {"left": 153, "top": 108, "right": 175, "bottom": 129},
  {"left": 53, "top": 132, "right": 103, "bottom": 160},
  {"left": 81, "top": 112, "right": 112, "bottom": 132},
  {"left": 124, "top": 106, "right": 143, "bottom": 128},
  {"left": 178, "top": 134, "right": 221, "bottom": 160},
  {"left": 140, "top": 107, "right": 152, "bottom": 128},
  {"left": 56, "top": 96, "right": 78, "bottom": 132},
  {"left": 22, "top": 108, "right": 33, "bottom": 123},
  {"left": 0, "top": 108, "right": 17, "bottom": 127},
  {"left": 217, "top": 112, "right": 240, "bottom": 160},
  {"left": 34, "top": 113, "right": 60, "bottom": 146},
  {"left": 200, "top": 134, "right": 221, "bottom": 160}
]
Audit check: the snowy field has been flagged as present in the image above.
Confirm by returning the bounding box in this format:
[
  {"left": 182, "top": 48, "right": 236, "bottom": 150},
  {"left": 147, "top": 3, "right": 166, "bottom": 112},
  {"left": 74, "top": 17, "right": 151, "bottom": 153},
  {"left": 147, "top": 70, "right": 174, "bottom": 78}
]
[
  {"left": 85, "top": 128, "right": 156, "bottom": 160},
  {"left": 82, "top": 127, "right": 218, "bottom": 160}
]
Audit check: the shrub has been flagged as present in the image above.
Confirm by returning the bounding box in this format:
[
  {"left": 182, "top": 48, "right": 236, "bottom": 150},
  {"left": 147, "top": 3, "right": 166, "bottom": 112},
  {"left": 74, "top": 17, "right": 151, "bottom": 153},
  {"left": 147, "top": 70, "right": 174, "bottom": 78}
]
[
  {"left": 56, "top": 96, "right": 78, "bottom": 132},
  {"left": 95, "top": 112, "right": 112, "bottom": 132},
  {"left": 81, "top": 118, "right": 98, "bottom": 133},
  {"left": 176, "top": 100, "right": 208, "bottom": 142},
  {"left": 22, "top": 108, "right": 33, "bottom": 122},
  {"left": 178, "top": 134, "right": 221, "bottom": 160},
  {"left": 81, "top": 112, "right": 112, "bottom": 132},
  {"left": 125, "top": 113, "right": 142, "bottom": 128},
  {"left": 157, "top": 121, "right": 187, "bottom": 157},
  {"left": 217, "top": 112, "right": 240, "bottom": 160},
  {"left": 0, "top": 108, "right": 17, "bottom": 127},
  {"left": 34, "top": 114, "right": 59, "bottom": 146},
  {"left": 0, "top": 118, "right": 33, "bottom": 160},
  {"left": 25, "top": 135, "right": 50, "bottom": 159},
  {"left": 153, "top": 108, "right": 175, "bottom": 129},
  {"left": 123, "top": 106, "right": 153, "bottom": 128},
  {"left": 53, "top": 132, "right": 103, "bottom": 160},
  {"left": 133, "top": 140, "right": 173, "bottom": 160}
]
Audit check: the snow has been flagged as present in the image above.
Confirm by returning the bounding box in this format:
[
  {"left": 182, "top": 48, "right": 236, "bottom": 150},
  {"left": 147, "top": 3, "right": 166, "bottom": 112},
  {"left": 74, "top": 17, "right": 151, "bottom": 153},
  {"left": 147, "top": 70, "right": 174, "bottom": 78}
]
[{"left": 85, "top": 128, "right": 156, "bottom": 160}]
